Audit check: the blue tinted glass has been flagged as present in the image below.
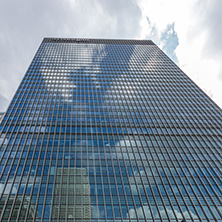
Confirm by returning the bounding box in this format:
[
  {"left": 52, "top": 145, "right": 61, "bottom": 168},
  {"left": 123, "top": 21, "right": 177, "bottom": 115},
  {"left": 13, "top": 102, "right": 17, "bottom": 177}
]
[{"left": 0, "top": 38, "right": 221, "bottom": 221}]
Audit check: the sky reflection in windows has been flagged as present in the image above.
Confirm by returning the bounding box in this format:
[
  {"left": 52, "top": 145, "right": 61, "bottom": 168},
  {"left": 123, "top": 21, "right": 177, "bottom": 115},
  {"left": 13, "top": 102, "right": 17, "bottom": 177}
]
[{"left": 0, "top": 38, "right": 221, "bottom": 221}]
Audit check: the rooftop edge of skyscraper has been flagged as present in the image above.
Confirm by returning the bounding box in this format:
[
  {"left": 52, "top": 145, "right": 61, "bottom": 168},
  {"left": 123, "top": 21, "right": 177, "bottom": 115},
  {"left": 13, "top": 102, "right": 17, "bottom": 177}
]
[{"left": 42, "top": 37, "right": 155, "bottom": 45}]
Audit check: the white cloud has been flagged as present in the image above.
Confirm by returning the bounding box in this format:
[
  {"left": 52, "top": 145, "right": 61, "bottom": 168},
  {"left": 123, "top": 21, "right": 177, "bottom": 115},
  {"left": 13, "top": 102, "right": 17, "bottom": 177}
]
[
  {"left": 0, "top": 183, "right": 17, "bottom": 195},
  {"left": 127, "top": 205, "right": 152, "bottom": 219},
  {"left": 127, "top": 205, "right": 198, "bottom": 220},
  {"left": 137, "top": 0, "right": 222, "bottom": 108}
]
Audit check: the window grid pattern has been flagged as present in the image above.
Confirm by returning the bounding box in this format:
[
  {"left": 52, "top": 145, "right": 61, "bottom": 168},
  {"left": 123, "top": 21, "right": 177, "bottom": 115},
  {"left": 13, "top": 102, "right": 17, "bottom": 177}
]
[{"left": 0, "top": 38, "right": 221, "bottom": 222}]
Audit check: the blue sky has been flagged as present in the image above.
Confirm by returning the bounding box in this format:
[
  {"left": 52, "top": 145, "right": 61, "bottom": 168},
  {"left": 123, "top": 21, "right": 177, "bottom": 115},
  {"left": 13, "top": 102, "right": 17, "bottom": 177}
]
[{"left": 0, "top": 0, "right": 221, "bottom": 111}]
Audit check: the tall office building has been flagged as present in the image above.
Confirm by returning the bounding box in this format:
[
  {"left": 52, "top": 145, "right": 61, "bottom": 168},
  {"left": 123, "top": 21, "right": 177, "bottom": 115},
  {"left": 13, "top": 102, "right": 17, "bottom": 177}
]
[{"left": 0, "top": 38, "right": 221, "bottom": 222}]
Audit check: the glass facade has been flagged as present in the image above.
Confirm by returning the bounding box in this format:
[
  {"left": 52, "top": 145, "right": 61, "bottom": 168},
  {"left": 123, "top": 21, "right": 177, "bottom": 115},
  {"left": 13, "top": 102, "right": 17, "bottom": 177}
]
[{"left": 0, "top": 38, "right": 221, "bottom": 222}]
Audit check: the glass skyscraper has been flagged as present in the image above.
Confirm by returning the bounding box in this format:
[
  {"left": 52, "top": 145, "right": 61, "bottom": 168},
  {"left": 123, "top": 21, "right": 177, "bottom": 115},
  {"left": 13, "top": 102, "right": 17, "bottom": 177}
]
[{"left": 0, "top": 38, "right": 221, "bottom": 222}]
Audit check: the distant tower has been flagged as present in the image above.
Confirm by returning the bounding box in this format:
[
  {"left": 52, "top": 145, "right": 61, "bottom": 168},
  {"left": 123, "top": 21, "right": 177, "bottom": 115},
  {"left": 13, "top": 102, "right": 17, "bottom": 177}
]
[{"left": 52, "top": 168, "right": 90, "bottom": 220}]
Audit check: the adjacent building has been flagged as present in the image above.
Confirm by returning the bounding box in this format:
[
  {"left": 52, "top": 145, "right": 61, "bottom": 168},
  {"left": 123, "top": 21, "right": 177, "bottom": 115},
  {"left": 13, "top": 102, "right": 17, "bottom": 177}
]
[
  {"left": 0, "top": 38, "right": 221, "bottom": 221},
  {"left": 52, "top": 168, "right": 91, "bottom": 220}
]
